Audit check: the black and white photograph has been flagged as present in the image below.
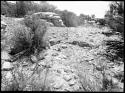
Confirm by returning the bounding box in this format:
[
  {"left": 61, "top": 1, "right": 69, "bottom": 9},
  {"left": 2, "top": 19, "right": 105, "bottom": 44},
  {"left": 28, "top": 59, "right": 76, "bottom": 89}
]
[{"left": 1, "top": 1, "right": 124, "bottom": 91}]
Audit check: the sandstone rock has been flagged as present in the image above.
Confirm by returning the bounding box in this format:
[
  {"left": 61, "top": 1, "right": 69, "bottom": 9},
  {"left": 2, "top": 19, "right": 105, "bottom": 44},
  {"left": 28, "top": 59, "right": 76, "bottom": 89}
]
[
  {"left": 117, "top": 82, "right": 124, "bottom": 89},
  {"left": 112, "top": 77, "right": 119, "bottom": 84},
  {"left": 1, "top": 15, "right": 6, "bottom": 19},
  {"left": 52, "top": 52, "right": 59, "bottom": 56},
  {"left": 53, "top": 77, "right": 64, "bottom": 89},
  {"left": 1, "top": 21, "right": 7, "bottom": 41},
  {"left": 46, "top": 21, "right": 54, "bottom": 27},
  {"left": 1, "top": 51, "right": 11, "bottom": 60},
  {"left": 55, "top": 54, "right": 67, "bottom": 60},
  {"left": 30, "top": 55, "right": 38, "bottom": 63},
  {"left": 63, "top": 85, "right": 74, "bottom": 91},
  {"left": 1, "top": 21, "right": 7, "bottom": 30},
  {"left": 68, "top": 79, "right": 76, "bottom": 86},
  {"left": 27, "top": 12, "right": 65, "bottom": 27},
  {"left": 5, "top": 71, "right": 13, "bottom": 81},
  {"left": 2, "top": 62, "right": 14, "bottom": 71},
  {"left": 72, "top": 84, "right": 81, "bottom": 91},
  {"left": 63, "top": 74, "right": 72, "bottom": 81}
]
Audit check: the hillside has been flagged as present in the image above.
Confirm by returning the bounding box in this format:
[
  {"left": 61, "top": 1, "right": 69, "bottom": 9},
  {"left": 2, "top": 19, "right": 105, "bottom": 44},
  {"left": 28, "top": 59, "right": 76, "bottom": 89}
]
[{"left": 1, "top": 13, "right": 124, "bottom": 91}]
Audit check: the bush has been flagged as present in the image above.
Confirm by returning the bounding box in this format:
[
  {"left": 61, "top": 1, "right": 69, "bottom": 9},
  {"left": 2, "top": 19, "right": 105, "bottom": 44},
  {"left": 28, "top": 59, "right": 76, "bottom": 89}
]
[
  {"left": 96, "top": 19, "right": 106, "bottom": 26},
  {"left": 24, "top": 17, "right": 48, "bottom": 54},
  {"left": 7, "top": 24, "right": 33, "bottom": 55},
  {"left": 1, "top": 1, "right": 16, "bottom": 17},
  {"left": 105, "top": 40, "right": 124, "bottom": 62},
  {"left": 105, "top": 1, "right": 124, "bottom": 38},
  {"left": 104, "top": 1, "right": 124, "bottom": 62},
  {"left": 1, "top": 1, "right": 57, "bottom": 18},
  {"left": 6, "top": 17, "right": 48, "bottom": 59},
  {"left": 58, "top": 10, "right": 79, "bottom": 27}
]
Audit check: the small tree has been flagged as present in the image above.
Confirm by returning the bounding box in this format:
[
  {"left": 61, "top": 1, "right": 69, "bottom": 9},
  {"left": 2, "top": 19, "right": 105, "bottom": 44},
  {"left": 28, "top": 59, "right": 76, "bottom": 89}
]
[
  {"left": 105, "top": 1, "right": 124, "bottom": 36},
  {"left": 60, "top": 10, "right": 79, "bottom": 27},
  {"left": 104, "top": 1, "right": 124, "bottom": 62},
  {"left": 15, "top": 1, "right": 27, "bottom": 17},
  {"left": 91, "top": 14, "right": 95, "bottom": 20}
]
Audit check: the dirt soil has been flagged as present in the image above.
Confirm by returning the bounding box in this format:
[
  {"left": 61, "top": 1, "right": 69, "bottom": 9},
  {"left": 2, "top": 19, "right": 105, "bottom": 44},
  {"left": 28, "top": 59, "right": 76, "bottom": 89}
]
[{"left": 1, "top": 17, "right": 124, "bottom": 91}]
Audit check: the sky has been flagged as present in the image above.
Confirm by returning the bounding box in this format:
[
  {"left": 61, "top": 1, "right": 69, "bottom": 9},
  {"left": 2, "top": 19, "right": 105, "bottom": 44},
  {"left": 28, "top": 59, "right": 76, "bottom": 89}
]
[
  {"left": 47, "top": 1, "right": 111, "bottom": 18},
  {"left": 8, "top": 1, "right": 111, "bottom": 18}
]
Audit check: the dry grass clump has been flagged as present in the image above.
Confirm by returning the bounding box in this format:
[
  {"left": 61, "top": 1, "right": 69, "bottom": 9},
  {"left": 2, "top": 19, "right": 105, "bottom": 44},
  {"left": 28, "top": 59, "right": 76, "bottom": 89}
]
[
  {"left": 104, "top": 40, "right": 124, "bottom": 62},
  {"left": 6, "top": 24, "right": 33, "bottom": 56},
  {"left": 24, "top": 17, "right": 49, "bottom": 52},
  {"left": 3, "top": 16, "right": 49, "bottom": 59}
]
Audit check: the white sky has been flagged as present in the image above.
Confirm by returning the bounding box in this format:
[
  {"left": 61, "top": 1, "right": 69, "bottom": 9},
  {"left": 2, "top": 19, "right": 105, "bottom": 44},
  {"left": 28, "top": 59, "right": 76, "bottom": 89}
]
[
  {"left": 48, "top": 1, "right": 111, "bottom": 18},
  {"left": 8, "top": 1, "right": 111, "bottom": 18}
]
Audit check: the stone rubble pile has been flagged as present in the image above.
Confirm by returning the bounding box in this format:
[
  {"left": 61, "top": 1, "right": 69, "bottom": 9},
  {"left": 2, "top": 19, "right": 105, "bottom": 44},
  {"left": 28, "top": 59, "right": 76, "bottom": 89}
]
[{"left": 26, "top": 12, "right": 65, "bottom": 27}]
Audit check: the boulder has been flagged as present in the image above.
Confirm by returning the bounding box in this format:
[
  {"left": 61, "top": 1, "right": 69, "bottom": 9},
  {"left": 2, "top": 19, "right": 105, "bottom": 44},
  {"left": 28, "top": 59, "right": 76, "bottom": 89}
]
[
  {"left": 26, "top": 12, "right": 65, "bottom": 27},
  {"left": 1, "top": 21, "right": 7, "bottom": 41},
  {"left": 1, "top": 51, "right": 11, "bottom": 60},
  {"left": 2, "top": 61, "right": 14, "bottom": 71},
  {"left": 1, "top": 21, "right": 7, "bottom": 30}
]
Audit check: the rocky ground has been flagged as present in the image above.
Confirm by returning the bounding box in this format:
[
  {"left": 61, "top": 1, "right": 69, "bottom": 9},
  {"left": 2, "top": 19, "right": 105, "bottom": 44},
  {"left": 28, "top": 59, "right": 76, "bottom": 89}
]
[{"left": 1, "top": 13, "right": 124, "bottom": 91}]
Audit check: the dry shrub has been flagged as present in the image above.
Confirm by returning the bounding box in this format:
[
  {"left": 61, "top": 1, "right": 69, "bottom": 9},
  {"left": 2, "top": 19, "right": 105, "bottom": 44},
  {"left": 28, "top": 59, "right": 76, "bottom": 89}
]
[
  {"left": 24, "top": 17, "right": 49, "bottom": 52},
  {"left": 6, "top": 24, "right": 33, "bottom": 55},
  {"left": 105, "top": 40, "right": 124, "bottom": 62},
  {"left": 4, "top": 15, "right": 49, "bottom": 57}
]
